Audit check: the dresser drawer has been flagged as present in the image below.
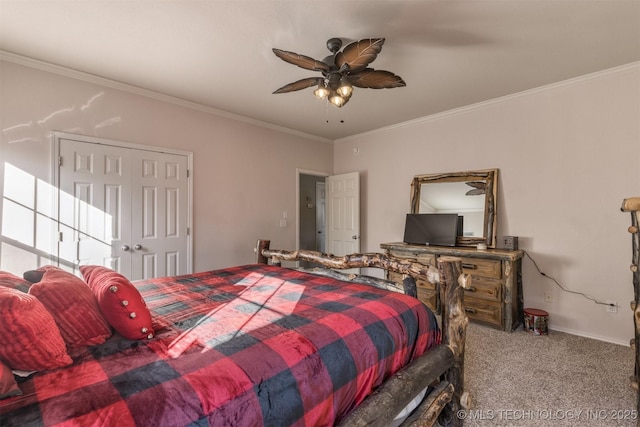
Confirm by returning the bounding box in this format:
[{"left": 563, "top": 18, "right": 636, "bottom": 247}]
[
  {"left": 387, "top": 250, "right": 436, "bottom": 266},
  {"left": 416, "top": 286, "right": 438, "bottom": 313},
  {"left": 416, "top": 276, "right": 436, "bottom": 291},
  {"left": 464, "top": 277, "right": 501, "bottom": 302},
  {"left": 388, "top": 249, "right": 419, "bottom": 259},
  {"left": 460, "top": 257, "right": 501, "bottom": 279},
  {"left": 464, "top": 296, "right": 502, "bottom": 327},
  {"left": 388, "top": 270, "right": 439, "bottom": 313},
  {"left": 416, "top": 254, "right": 436, "bottom": 266},
  {"left": 388, "top": 271, "right": 403, "bottom": 282},
  {"left": 388, "top": 271, "right": 436, "bottom": 289}
]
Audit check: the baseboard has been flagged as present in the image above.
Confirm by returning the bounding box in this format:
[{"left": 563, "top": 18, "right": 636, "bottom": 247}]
[{"left": 549, "top": 325, "right": 630, "bottom": 347}]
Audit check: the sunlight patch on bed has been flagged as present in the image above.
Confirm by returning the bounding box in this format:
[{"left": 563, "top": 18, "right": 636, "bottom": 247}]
[{"left": 167, "top": 273, "right": 303, "bottom": 357}]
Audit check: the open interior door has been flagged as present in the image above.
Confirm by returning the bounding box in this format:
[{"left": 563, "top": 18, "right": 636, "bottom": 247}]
[{"left": 325, "top": 172, "right": 360, "bottom": 256}]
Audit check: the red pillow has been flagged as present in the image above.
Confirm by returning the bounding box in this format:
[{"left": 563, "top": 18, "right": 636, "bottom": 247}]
[
  {"left": 0, "top": 271, "right": 32, "bottom": 293},
  {"left": 0, "top": 287, "right": 72, "bottom": 371},
  {"left": 0, "top": 360, "right": 21, "bottom": 399},
  {"left": 80, "top": 266, "right": 154, "bottom": 340},
  {"left": 29, "top": 268, "right": 112, "bottom": 348}
]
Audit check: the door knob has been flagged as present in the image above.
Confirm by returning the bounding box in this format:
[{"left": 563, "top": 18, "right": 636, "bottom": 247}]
[
  {"left": 352, "top": 235, "right": 358, "bottom": 240},
  {"left": 134, "top": 244, "right": 143, "bottom": 250},
  {"left": 121, "top": 245, "right": 130, "bottom": 251}
]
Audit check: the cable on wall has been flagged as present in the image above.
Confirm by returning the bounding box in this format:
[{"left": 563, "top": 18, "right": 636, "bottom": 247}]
[{"left": 524, "top": 251, "right": 616, "bottom": 308}]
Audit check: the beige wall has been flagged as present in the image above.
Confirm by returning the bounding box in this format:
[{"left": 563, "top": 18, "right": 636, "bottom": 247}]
[
  {"left": 3, "top": 56, "right": 638, "bottom": 345},
  {"left": 0, "top": 60, "right": 333, "bottom": 273},
  {"left": 334, "top": 63, "right": 640, "bottom": 345}
]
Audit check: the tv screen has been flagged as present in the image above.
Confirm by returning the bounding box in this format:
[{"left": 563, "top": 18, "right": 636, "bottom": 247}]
[{"left": 403, "top": 213, "right": 459, "bottom": 246}]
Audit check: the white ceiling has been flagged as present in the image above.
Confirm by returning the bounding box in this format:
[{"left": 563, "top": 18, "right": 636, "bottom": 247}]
[{"left": 1, "top": 1, "right": 638, "bottom": 141}]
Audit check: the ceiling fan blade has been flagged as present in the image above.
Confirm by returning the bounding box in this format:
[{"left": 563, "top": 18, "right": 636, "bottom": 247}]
[
  {"left": 273, "top": 77, "right": 323, "bottom": 94},
  {"left": 348, "top": 69, "right": 406, "bottom": 89},
  {"left": 335, "top": 38, "right": 385, "bottom": 73},
  {"left": 272, "top": 49, "right": 330, "bottom": 72}
]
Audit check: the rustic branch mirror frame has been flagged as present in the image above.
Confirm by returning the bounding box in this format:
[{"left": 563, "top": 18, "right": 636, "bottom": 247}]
[{"left": 410, "top": 169, "right": 498, "bottom": 248}]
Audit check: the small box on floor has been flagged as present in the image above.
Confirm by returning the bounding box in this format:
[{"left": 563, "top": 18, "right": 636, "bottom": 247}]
[{"left": 524, "top": 308, "right": 548, "bottom": 335}]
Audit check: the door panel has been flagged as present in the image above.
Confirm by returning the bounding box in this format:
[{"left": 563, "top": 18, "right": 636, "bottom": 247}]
[
  {"left": 131, "top": 150, "right": 188, "bottom": 279},
  {"left": 59, "top": 140, "right": 132, "bottom": 275}
]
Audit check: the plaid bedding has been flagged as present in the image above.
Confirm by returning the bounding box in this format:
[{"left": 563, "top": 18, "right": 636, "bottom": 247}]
[{"left": 1, "top": 264, "right": 440, "bottom": 426}]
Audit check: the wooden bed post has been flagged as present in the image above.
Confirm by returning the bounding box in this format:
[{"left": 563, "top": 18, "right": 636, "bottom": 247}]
[
  {"left": 438, "top": 256, "right": 470, "bottom": 427},
  {"left": 622, "top": 198, "right": 640, "bottom": 414},
  {"left": 255, "top": 239, "right": 271, "bottom": 264}
]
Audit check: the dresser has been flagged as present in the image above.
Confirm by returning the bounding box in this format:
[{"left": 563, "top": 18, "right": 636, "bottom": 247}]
[{"left": 380, "top": 242, "right": 524, "bottom": 331}]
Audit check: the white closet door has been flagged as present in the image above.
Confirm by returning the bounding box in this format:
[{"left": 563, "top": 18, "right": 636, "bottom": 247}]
[{"left": 58, "top": 137, "right": 189, "bottom": 280}]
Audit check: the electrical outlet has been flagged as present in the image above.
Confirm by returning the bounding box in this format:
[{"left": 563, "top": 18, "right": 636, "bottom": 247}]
[
  {"left": 607, "top": 301, "right": 617, "bottom": 313},
  {"left": 544, "top": 291, "right": 553, "bottom": 303}
]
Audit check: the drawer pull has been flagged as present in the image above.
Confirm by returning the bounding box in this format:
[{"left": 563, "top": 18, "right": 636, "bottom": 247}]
[
  {"left": 466, "top": 286, "right": 477, "bottom": 293},
  {"left": 461, "top": 263, "right": 477, "bottom": 270},
  {"left": 465, "top": 307, "right": 477, "bottom": 314}
]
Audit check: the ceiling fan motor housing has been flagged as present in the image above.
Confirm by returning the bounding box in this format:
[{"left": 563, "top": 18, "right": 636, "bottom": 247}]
[
  {"left": 322, "top": 38, "right": 344, "bottom": 72},
  {"left": 326, "top": 37, "right": 343, "bottom": 53}
]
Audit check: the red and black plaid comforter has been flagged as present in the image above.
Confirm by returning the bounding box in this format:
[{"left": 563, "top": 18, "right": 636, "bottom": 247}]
[{"left": 1, "top": 264, "right": 440, "bottom": 426}]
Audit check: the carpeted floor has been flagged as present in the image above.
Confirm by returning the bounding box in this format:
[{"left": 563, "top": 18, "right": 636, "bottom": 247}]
[{"left": 461, "top": 323, "right": 637, "bottom": 426}]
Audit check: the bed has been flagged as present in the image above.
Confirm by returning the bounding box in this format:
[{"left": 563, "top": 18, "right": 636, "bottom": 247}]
[{"left": 0, "top": 240, "right": 470, "bottom": 427}]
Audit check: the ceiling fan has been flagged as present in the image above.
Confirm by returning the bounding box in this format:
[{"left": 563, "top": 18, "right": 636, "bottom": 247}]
[{"left": 272, "top": 38, "right": 406, "bottom": 108}]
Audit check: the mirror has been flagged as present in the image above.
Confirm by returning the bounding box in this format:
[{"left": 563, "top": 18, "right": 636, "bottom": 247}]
[{"left": 410, "top": 169, "right": 498, "bottom": 248}]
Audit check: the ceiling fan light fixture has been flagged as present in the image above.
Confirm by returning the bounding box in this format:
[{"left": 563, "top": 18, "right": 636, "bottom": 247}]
[
  {"left": 328, "top": 91, "right": 347, "bottom": 108},
  {"left": 314, "top": 82, "right": 330, "bottom": 99},
  {"left": 336, "top": 76, "right": 353, "bottom": 98}
]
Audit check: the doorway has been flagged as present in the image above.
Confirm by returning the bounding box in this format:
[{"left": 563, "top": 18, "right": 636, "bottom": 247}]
[
  {"left": 298, "top": 172, "right": 327, "bottom": 268},
  {"left": 297, "top": 170, "right": 361, "bottom": 267}
]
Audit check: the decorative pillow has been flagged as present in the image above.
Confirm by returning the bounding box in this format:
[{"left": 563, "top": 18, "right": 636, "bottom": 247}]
[
  {"left": 80, "top": 266, "right": 154, "bottom": 340},
  {"left": 29, "top": 267, "right": 112, "bottom": 348},
  {"left": 0, "top": 360, "right": 21, "bottom": 399},
  {"left": 0, "top": 287, "right": 72, "bottom": 371},
  {"left": 0, "top": 271, "right": 32, "bottom": 293}
]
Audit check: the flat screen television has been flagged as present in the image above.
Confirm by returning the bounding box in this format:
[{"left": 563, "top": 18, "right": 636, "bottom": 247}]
[{"left": 403, "top": 213, "right": 460, "bottom": 246}]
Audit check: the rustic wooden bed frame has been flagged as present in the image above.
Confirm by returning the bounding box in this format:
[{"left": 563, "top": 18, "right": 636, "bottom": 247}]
[{"left": 255, "top": 240, "right": 471, "bottom": 427}]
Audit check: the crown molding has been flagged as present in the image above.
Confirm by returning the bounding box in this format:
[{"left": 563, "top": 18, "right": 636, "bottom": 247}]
[
  {"left": 0, "top": 50, "right": 333, "bottom": 145},
  {"left": 336, "top": 61, "right": 640, "bottom": 144}
]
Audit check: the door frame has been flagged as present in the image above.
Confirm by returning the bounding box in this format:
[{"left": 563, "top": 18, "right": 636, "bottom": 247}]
[
  {"left": 51, "top": 131, "right": 194, "bottom": 274},
  {"left": 296, "top": 168, "right": 329, "bottom": 254}
]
